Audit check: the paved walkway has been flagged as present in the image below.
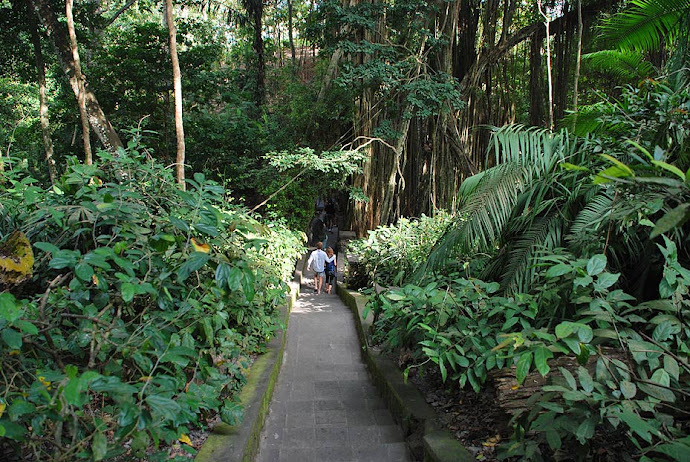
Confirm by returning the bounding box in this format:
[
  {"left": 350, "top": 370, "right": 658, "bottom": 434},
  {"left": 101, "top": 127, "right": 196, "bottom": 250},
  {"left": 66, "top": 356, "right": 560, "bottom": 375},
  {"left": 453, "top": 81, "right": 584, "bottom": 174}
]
[{"left": 255, "top": 271, "right": 411, "bottom": 461}]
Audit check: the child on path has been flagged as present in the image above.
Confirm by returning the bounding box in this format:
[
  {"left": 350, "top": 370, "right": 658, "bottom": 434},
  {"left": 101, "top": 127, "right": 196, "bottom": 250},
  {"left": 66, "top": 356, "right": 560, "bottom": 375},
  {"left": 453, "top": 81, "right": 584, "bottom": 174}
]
[
  {"left": 307, "top": 242, "right": 328, "bottom": 294},
  {"left": 324, "top": 247, "right": 337, "bottom": 294}
]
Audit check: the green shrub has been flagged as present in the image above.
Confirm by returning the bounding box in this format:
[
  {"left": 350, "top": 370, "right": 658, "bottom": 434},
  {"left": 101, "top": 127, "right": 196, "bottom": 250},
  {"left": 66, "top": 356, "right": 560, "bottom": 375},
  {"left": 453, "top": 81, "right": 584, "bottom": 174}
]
[
  {"left": 0, "top": 145, "right": 303, "bottom": 461},
  {"left": 366, "top": 248, "right": 690, "bottom": 460},
  {"left": 347, "top": 212, "right": 454, "bottom": 287}
]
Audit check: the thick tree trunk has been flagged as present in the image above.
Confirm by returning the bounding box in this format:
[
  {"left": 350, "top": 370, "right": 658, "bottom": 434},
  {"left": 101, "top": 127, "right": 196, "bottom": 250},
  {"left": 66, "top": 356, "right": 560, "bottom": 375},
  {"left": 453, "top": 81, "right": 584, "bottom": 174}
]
[
  {"left": 31, "top": 0, "right": 123, "bottom": 153},
  {"left": 165, "top": 0, "right": 186, "bottom": 190},
  {"left": 66, "top": 0, "right": 92, "bottom": 164},
  {"left": 29, "top": 12, "right": 57, "bottom": 183}
]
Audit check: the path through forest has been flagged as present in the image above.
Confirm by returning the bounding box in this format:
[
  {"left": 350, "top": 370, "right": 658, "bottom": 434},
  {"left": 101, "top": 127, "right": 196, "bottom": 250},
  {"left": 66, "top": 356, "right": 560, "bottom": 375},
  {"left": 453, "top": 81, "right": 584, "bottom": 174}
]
[{"left": 255, "top": 248, "right": 411, "bottom": 461}]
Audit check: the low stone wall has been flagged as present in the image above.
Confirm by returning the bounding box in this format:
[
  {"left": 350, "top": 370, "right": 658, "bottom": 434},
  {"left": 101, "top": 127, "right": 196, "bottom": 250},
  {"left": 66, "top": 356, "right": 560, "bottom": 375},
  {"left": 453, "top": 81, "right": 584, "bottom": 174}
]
[
  {"left": 337, "top": 284, "right": 474, "bottom": 462},
  {"left": 195, "top": 254, "right": 307, "bottom": 462}
]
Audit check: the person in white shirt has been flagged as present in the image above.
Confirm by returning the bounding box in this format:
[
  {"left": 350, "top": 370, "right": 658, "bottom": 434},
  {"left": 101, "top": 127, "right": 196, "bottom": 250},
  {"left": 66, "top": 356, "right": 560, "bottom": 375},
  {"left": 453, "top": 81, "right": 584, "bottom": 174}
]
[{"left": 307, "top": 242, "right": 328, "bottom": 294}]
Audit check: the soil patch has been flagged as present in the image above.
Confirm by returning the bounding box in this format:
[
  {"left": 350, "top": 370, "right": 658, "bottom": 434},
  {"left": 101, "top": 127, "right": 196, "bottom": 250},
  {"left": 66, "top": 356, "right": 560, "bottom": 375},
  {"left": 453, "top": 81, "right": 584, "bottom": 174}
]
[{"left": 407, "top": 366, "right": 511, "bottom": 461}]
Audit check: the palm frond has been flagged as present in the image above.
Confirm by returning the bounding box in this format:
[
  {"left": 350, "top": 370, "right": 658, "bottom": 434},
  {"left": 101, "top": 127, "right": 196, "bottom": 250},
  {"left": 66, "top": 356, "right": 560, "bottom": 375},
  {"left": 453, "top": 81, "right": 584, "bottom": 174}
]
[
  {"left": 415, "top": 162, "right": 528, "bottom": 277},
  {"left": 602, "top": 0, "right": 690, "bottom": 52},
  {"left": 489, "top": 125, "right": 574, "bottom": 177},
  {"left": 566, "top": 191, "right": 615, "bottom": 250},
  {"left": 582, "top": 50, "right": 657, "bottom": 81},
  {"left": 498, "top": 214, "right": 564, "bottom": 294}
]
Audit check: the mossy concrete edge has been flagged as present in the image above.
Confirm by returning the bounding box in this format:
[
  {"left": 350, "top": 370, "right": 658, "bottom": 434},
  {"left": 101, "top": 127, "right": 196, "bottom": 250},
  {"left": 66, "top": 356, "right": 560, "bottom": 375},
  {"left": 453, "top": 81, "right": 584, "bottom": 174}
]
[
  {"left": 195, "top": 254, "right": 306, "bottom": 462},
  {"left": 337, "top": 284, "right": 473, "bottom": 462}
]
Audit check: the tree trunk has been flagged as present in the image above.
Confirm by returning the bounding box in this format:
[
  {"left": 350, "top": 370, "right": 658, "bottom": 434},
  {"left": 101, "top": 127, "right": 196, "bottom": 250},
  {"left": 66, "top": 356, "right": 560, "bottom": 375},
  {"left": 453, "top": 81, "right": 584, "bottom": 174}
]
[
  {"left": 31, "top": 0, "right": 123, "bottom": 153},
  {"left": 287, "top": 0, "right": 296, "bottom": 66},
  {"left": 165, "top": 0, "right": 186, "bottom": 190},
  {"left": 529, "top": 34, "right": 544, "bottom": 127},
  {"left": 29, "top": 11, "right": 57, "bottom": 183},
  {"left": 572, "top": 0, "right": 583, "bottom": 129},
  {"left": 537, "top": 0, "right": 554, "bottom": 130},
  {"left": 66, "top": 0, "right": 92, "bottom": 164},
  {"left": 244, "top": 0, "right": 265, "bottom": 105}
]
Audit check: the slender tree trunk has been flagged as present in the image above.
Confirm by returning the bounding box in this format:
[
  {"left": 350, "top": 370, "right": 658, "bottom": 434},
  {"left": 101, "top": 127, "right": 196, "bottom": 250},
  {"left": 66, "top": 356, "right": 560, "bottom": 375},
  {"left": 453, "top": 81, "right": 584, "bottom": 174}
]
[
  {"left": 29, "top": 12, "right": 57, "bottom": 183},
  {"left": 31, "top": 0, "right": 123, "bottom": 153},
  {"left": 287, "top": 0, "right": 296, "bottom": 66},
  {"left": 572, "top": 0, "right": 583, "bottom": 129},
  {"left": 165, "top": 0, "right": 186, "bottom": 189},
  {"left": 538, "top": 0, "right": 554, "bottom": 130},
  {"left": 66, "top": 0, "right": 92, "bottom": 164}
]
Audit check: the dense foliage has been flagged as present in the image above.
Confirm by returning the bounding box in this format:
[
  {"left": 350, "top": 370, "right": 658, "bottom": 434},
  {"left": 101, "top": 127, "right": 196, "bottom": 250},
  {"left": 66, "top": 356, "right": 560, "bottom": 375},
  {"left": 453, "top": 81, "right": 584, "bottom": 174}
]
[
  {"left": 0, "top": 144, "right": 303, "bottom": 461},
  {"left": 346, "top": 211, "right": 454, "bottom": 287},
  {"left": 354, "top": 73, "right": 690, "bottom": 459}
]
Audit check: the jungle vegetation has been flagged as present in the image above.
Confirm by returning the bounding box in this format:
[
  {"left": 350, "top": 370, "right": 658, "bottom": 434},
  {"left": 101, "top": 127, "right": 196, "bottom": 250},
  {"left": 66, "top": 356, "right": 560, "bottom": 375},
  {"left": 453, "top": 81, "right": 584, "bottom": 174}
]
[{"left": 0, "top": 0, "right": 688, "bottom": 460}]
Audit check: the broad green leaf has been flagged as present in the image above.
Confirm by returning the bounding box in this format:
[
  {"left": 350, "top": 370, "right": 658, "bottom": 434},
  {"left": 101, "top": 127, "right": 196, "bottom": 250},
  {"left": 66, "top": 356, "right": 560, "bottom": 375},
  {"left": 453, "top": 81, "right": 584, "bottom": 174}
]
[
  {"left": 617, "top": 409, "right": 658, "bottom": 442},
  {"left": 559, "top": 367, "right": 577, "bottom": 391},
  {"left": 92, "top": 431, "right": 107, "bottom": 461},
  {"left": 121, "top": 283, "right": 135, "bottom": 303},
  {"left": 562, "top": 337, "right": 582, "bottom": 355},
  {"left": 576, "top": 324, "right": 594, "bottom": 343},
  {"left": 177, "top": 252, "right": 210, "bottom": 282},
  {"left": 596, "top": 272, "right": 620, "bottom": 290},
  {"left": 145, "top": 395, "right": 181, "bottom": 421},
  {"left": 546, "top": 264, "right": 572, "bottom": 278},
  {"left": 74, "top": 263, "right": 94, "bottom": 281},
  {"left": 555, "top": 322, "right": 574, "bottom": 339},
  {"left": 534, "top": 346, "right": 553, "bottom": 377},
  {"left": 575, "top": 417, "right": 596, "bottom": 443},
  {"left": 516, "top": 352, "right": 533, "bottom": 385},
  {"left": 620, "top": 380, "right": 637, "bottom": 399},
  {"left": 594, "top": 165, "right": 633, "bottom": 184},
  {"left": 63, "top": 378, "right": 83, "bottom": 407},
  {"left": 33, "top": 242, "right": 59, "bottom": 254},
  {"left": 654, "top": 441, "right": 690, "bottom": 461},
  {"left": 215, "top": 263, "right": 231, "bottom": 288},
  {"left": 586, "top": 254, "right": 607, "bottom": 276},
  {"left": 2, "top": 328, "right": 22, "bottom": 349},
  {"left": 651, "top": 204, "right": 690, "bottom": 238},
  {"left": 653, "top": 321, "right": 673, "bottom": 342},
  {"left": 578, "top": 367, "right": 594, "bottom": 393},
  {"left": 651, "top": 160, "right": 686, "bottom": 181},
  {"left": 11, "top": 319, "right": 36, "bottom": 335},
  {"left": 664, "top": 356, "right": 680, "bottom": 381},
  {"left": 545, "top": 428, "right": 562, "bottom": 450},
  {"left": 0, "top": 293, "right": 21, "bottom": 323}
]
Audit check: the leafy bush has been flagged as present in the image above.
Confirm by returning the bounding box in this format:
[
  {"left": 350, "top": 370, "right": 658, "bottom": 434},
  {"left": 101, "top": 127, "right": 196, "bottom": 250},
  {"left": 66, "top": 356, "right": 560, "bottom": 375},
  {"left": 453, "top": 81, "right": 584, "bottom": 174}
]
[
  {"left": 0, "top": 145, "right": 303, "bottom": 461},
  {"left": 347, "top": 212, "right": 454, "bottom": 287},
  {"left": 366, "top": 246, "right": 690, "bottom": 460}
]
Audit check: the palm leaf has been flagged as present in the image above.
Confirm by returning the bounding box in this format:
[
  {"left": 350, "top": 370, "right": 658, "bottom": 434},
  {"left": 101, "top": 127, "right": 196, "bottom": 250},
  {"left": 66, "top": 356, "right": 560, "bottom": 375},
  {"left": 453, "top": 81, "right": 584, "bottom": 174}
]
[
  {"left": 416, "top": 126, "right": 578, "bottom": 278},
  {"left": 566, "top": 191, "right": 614, "bottom": 250},
  {"left": 490, "top": 125, "right": 573, "bottom": 176},
  {"left": 415, "top": 162, "right": 528, "bottom": 277},
  {"left": 582, "top": 50, "right": 657, "bottom": 81},
  {"left": 496, "top": 214, "right": 564, "bottom": 293},
  {"left": 602, "top": 0, "right": 690, "bottom": 52}
]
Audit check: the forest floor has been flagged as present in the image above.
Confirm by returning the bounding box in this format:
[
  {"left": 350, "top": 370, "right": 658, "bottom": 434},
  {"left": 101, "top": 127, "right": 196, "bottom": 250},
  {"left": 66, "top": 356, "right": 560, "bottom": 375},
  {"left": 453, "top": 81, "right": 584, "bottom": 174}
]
[{"left": 407, "top": 365, "right": 511, "bottom": 461}]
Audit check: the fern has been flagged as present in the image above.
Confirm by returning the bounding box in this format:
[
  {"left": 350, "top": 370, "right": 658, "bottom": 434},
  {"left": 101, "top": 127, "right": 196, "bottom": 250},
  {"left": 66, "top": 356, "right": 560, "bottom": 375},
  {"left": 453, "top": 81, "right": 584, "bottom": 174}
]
[
  {"left": 602, "top": 0, "right": 690, "bottom": 52},
  {"left": 582, "top": 50, "right": 657, "bottom": 81}
]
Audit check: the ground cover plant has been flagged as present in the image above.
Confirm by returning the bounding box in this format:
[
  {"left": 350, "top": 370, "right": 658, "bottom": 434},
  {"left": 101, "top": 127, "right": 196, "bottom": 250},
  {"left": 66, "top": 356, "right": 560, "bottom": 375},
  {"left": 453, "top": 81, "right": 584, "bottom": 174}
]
[{"left": 0, "top": 143, "right": 303, "bottom": 461}]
